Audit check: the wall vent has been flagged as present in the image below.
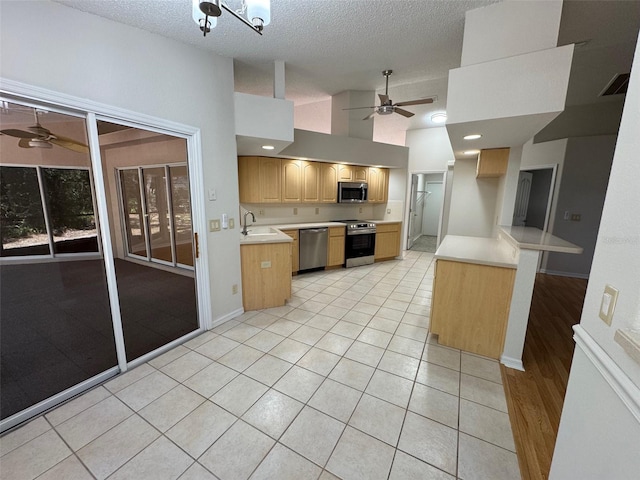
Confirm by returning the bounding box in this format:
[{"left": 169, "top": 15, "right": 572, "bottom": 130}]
[{"left": 600, "top": 73, "right": 630, "bottom": 96}]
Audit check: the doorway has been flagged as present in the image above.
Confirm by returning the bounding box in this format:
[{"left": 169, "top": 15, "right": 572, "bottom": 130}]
[
  {"left": 407, "top": 172, "right": 445, "bottom": 253},
  {"left": 512, "top": 166, "right": 556, "bottom": 230}
]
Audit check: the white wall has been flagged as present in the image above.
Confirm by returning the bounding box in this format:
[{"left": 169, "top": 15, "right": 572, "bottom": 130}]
[
  {"left": 495, "top": 146, "right": 523, "bottom": 231},
  {"left": 544, "top": 135, "right": 617, "bottom": 277},
  {"left": 406, "top": 128, "right": 454, "bottom": 172},
  {"left": 550, "top": 34, "right": 640, "bottom": 479},
  {"left": 0, "top": 0, "right": 243, "bottom": 322},
  {"left": 294, "top": 99, "right": 331, "bottom": 134}
]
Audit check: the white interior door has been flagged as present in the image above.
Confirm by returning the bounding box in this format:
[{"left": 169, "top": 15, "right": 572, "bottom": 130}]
[
  {"left": 423, "top": 182, "right": 443, "bottom": 236},
  {"left": 407, "top": 175, "right": 419, "bottom": 249},
  {"left": 513, "top": 171, "right": 533, "bottom": 226}
]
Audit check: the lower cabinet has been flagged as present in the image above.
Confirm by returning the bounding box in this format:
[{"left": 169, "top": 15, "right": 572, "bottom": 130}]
[
  {"left": 374, "top": 222, "right": 401, "bottom": 260},
  {"left": 327, "top": 226, "right": 346, "bottom": 267},
  {"left": 240, "top": 243, "right": 292, "bottom": 311},
  {"left": 281, "top": 230, "right": 299, "bottom": 273},
  {"left": 430, "top": 259, "right": 515, "bottom": 359}
]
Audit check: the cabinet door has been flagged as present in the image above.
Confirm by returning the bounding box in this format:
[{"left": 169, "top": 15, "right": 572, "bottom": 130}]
[
  {"left": 476, "top": 148, "right": 510, "bottom": 178},
  {"left": 238, "top": 156, "right": 261, "bottom": 203},
  {"left": 353, "top": 166, "right": 368, "bottom": 183},
  {"left": 374, "top": 223, "right": 401, "bottom": 259},
  {"left": 302, "top": 161, "right": 321, "bottom": 203},
  {"left": 327, "top": 226, "right": 345, "bottom": 266},
  {"left": 320, "top": 163, "right": 338, "bottom": 203},
  {"left": 281, "top": 230, "right": 299, "bottom": 273},
  {"left": 259, "top": 157, "right": 282, "bottom": 202},
  {"left": 281, "top": 160, "right": 302, "bottom": 203},
  {"left": 338, "top": 164, "right": 353, "bottom": 181}
]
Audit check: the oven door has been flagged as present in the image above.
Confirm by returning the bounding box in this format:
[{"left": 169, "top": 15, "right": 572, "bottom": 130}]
[{"left": 345, "top": 232, "right": 376, "bottom": 267}]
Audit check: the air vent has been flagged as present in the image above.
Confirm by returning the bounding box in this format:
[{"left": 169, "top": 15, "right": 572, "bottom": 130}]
[{"left": 600, "top": 73, "right": 630, "bottom": 96}]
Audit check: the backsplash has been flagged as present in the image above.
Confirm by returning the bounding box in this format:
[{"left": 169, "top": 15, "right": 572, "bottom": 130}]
[{"left": 240, "top": 201, "right": 404, "bottom": 226}]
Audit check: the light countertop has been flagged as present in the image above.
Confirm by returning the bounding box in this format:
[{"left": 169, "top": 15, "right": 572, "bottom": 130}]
[
  {"left": 269, "top": 222, "right": 347, "bottom": 230},
  {"left": 435, "top": 235, "right": 518, "bottom": 269},
  {"left": 499, "top": 226, "right": 583, "bottom": 254},
  {"left": 239, "top": 227, "right": 293, "bottom": 245}
]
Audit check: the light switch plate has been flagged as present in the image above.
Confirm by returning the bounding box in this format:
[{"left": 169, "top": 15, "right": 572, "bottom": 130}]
[
  {"left": 599, "top": 284, "right": 619, "bottom": 325},
  {"left": 229, "top": 218, "right": 235, "bottom": 229},
  {"left": 209, "top": 219, "right": 221, "bottom": 232}
]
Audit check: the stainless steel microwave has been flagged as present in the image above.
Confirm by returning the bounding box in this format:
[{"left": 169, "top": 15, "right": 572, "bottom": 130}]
[{"left": 338, "top": 182, "right": 368, "bottom": 203}]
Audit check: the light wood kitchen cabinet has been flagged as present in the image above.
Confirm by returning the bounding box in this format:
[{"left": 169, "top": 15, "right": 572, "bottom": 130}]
[
  {"left": 281, "top": 229, "right": 299, "bottom": 273},
  {"left": 301, "top": 161, "right": 321, "bottom": 203},
  {"left": 238, "top": 156, "right": 282, "bottom": 203},
  {"left": 282, "top": 159, "right": 302, "bottom": 203},
  {"left": 240, "top": 242, "right": 292, "bottom": 311},
  {"left": 320, "top": 163, "right": 338, "bottom": 203},
  {"left": 374, "top": 222, "right": 401, "bottom": 260},
  {"left": 368, "top": 167, "right": 389, "bottom": 203},
  {"left": 327, "top": 226, "right": 346, "bottom": 267},
  {"left": 476, "top": 148, "right": 510, "bottom": 178},
  {"left": 338, "top": 164, "right": 368, "bottom": 183},
  {"left": 430, "top": 259, "right": 515, "bottom": 359}
]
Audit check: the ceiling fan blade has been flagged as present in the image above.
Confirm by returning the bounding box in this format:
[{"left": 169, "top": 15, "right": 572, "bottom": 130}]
[
  {"left": 363, "top": 111, "right": 376, "bottom": 121},
  {"left": 343, "top": 106, "right": 376, "bottom": 111},
  {"left": 49, "top": 137, "right": 90, "bottom": 154},
  {"left": 395, "top": 98, "right": 435, "bottom": 107},
  {"left": 1, "top": 129, "right": 36, "bottom": 139},
  {"left": 394, "top": 108, "right": 415, "bottom": 118},
  {"left": 18, "top": 138, "right": 32, "bottom": 148},
  {"left": 378, "top": 94, "right": 389, "bottom": 105}
]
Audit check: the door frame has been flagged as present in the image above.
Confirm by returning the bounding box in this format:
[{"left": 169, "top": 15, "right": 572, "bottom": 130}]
[{"left": 0, "top": 78, "right": 212, "bottom": 431}]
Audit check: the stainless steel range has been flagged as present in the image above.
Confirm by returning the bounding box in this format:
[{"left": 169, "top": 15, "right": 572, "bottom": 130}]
[{"left": 338, "top": 220, "right": 377, "bottom": 268}]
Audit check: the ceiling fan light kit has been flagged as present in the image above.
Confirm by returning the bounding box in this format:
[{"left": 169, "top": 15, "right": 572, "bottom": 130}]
[
  {"left": 344, "top": 70, "right": 435, "bottom": 121},
  {"left": 192, "top": 0, "right": 270, "bottom": 37}
]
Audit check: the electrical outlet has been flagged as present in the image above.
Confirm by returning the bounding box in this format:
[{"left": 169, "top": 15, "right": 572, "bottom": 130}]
[
  {"left": 232, "top": 284, "right": 238, "bottom": 295},
  {"left": 564, "top": 211, "right": 570, "bottom": 220},
  {"left": 599, "top": 284, "right": 619, "bottom": 325},
  {"left": 229, "top": 218, "right": 235, "bottom": 229},
  {"left": 315, "top": 207, "right": 319, "bottom": 214},
  {"left": 359, "top": 207, "right": 363, "bottom": 213},
  {"left": 258, "top": 209, "right": 265, "bottom": 215},
  {"left": 571, "top": 214, "right": 581, "bottom": 221},
  {"left": 260, "top": 261, "right": 271, "bottom": 268},
  {"left": 209, "top": 219, "right": 221, "bottom": 232},
  {"left": 293, "top": 208, "right": 298, "bottom": 215},
  {"left": 387, "top": 208, "right": 391, "bottom": 214}
]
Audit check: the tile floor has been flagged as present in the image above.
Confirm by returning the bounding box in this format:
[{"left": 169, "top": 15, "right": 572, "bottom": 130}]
[{"left": 0, "top": 251, "right": 521, "bottom": 480}]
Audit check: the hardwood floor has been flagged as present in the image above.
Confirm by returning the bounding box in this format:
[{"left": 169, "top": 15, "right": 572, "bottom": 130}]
[{"left": 502, "top": 273, "right": 588, "bottom": 480}]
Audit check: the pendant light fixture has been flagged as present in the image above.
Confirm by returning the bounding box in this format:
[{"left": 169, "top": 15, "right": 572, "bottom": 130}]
[{"left": 192, "top": 0, "right": 270, "bottom": 37}]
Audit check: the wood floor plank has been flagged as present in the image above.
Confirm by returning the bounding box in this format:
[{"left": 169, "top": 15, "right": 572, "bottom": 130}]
[{"left": 502, "top": 273, "right": 587, "bottom": 480}]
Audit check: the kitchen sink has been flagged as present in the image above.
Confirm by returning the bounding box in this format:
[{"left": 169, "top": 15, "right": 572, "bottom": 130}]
[{"left": 244, "top": 226, "right": 279, "bottom": 236}]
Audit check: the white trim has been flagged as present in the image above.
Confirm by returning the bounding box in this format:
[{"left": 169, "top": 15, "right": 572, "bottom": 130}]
[
  {"left": 212, "top": 308, "right": 244, "bottom": 329},
  {"left": 573, "top": 325, "right": 640, "bottom": 423},
  {"left": 500, "top": 355, "right": 525, "bottom": 371},
  {"left": 540, "top": 268, "right": 589, "bottom": 279},
  {"left": 0, "top": 367, "right": 119, "bottom": 434}
]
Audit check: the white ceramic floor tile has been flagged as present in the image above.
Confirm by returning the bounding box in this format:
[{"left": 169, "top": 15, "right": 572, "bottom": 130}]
[
  {"left": 36, "top": 454, "right": 94, "bottom": 480},
  {"left": 315, "top": 332, "right": 354, "bottom": 356},
  {"left": 249, "top": 443, "right": 322, "bottom": 480},
  {"left": 244, "top": 312, "right": 279, "bottom": 329},
  {"left": 356, "top": 327, "right": 392, "bottom": 348},
  {"left": 183, "top": 331, "right": 219, "bottom": 350},
  {"left": 284, "top": 308, "right": 317, "bottom": 324},
  {"left": 288, "top": 324, "right": 326, "bottom": 346},
  {"left": 210, "top": 374, "right": 269, "bottom": 416},
  {"left": 244, "top": 330, "right": 286, "bottom": 353},
  {"left": 365, "top": 370, "right": 413, "bottom": 408},
  {"left": 458, "top": 433, "right": 521, "bottom": 480},
  {"left": 265, "top": 319, "right": 301, "bottom": 337},
  {"left": 415, "top": 361, "right": 461, "bottom": 396},
  {"left": 115, "top": 370, "right": 179, "bottom": 412},
  {"left": 328, "top": 358, "right": 375, "bottom": 391},
  {"left": 460, "top": 374, "right": 508, "bottom": 412},
  {"left": 77, "top": 414, "right": 159, "bottom": 480},
  {"left": 459, "top": 399, "right": 515, "bottom": 451},
  {"left": 139, "top": 385, "right": 205, "bottom": 432},
  {"left": 348, "top": 394, "right": 405, "bottom": 446},
  {"left": 367, "top": 317, "right": 399, "bottom": 334},
  {"left": 44, "top": 387, "right": 111, "bottom": 427},
  {"left": 308, "top": 379, "right": 361, "bottom": 423},
  {"left": 242, "top": 389, "right": 304, "bottom": 439},
  {"left": 398, "top": 412, "right": 457, "bottom": 475},
  {"left": 1, "top": 416, "right": 51, "bottom": 456},
  {"left": 408, "top": 383, "right": 459, "bottom": 429},
  {"left": 200, "top": 421, "right": 275, "bottom": 480},
  {"left": 389, "top": 450, "right": 454, "bottom": 480},
  {"left": 280, "top": 406, "right": 345, "bottom": 467},
  {"left": 326, "top": 426, "right": 395, "bottom": 480},
  {"left": 161, "top": 351, "right": 213, "bottom": 383},
  {"left": 0, "top": 429, "right": 71, "bottom": 480},
  {"left": 221, "top": 323, "right": 262, "bottom": 343},
  {"left": 296, "top": 348, "right": 342, "bottom": 377},
  {"left": 344, "top": 341, "right": 385, "bottom": 367},
  {"left": 305, "top": 314, "right": 340, "bottom": 331},
  {"left": 388, "top": 335, "right": 425, "bottom": 359},
  {"left": 461, "top": 353, "right": 503, "bottom": 384},
  {"left": 273, "top": 365, "right": 325, "bottom": 403},
  {"left": 269, "top": 338, "right": 312, "bottom": 364},
  {"left": 243, "top": 354, "right": 293, "bottom": 387},
  {"left": 108, "top": 436, "right": 193, "bottom": 480},
  {"left": 166, "top": 401, "right": 237, "bottom": 458},
  {"left": 195, "top": 336, "right": 240, "bottom": 360},
  {"left": 183, "top": 361, "right": 239, "bottom": 398},
  {"left": 149, "top": 345, "right": 190, "bottom": 369},
  {"left": 329, "top": 321, "right": 365, "bottom": 339},
  {"left": 56, "top": 396, "right": 133, "bottom": 450},
  {"left": 178, "top": 462, "right": 220, "bottom": 480},
  {"left": 376, "top": 307, "right": 405, "bottom": 321},
  {"left": 422, "top": 343, "right": 461, "bottom": 371},
  {"left": 378, "top": 350, "right": 420, "bottom": 380},
  {"left": 395, "top": 324, "right": 429, "bottom": 342},
  {"left": 217, "top": 344, "right": 264, "bottom": 372},
  {"left": 104, "top": 363, "right": 155, "bottom": 394}
]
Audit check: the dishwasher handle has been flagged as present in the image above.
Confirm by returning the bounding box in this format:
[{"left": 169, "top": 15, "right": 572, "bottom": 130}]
[{"left": 302, "top": 228, "right": 328, "bottom": 234}]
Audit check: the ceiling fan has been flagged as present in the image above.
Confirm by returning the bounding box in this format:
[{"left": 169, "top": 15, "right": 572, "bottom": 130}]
[
  {"left": 345, "top": 70, "right": 435, "bottom": 120},
  {"left": 0, "top": 109, "right": 89, "bottom": 153}
]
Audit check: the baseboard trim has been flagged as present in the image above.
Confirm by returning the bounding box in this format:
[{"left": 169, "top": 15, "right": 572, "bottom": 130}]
[
  {"left": 540, "top": 269, "right": 589, "bottom": 280},
  {"left": 573, "top": 325, "right": 640, "bottom": 423},
  {"left": 501, "top": 355, "right": 525, "bottom": 371},
  {"left": 211, "top": 308, "right": 244, "bottom": 329}
]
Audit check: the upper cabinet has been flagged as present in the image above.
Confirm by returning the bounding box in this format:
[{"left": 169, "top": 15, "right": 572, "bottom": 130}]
[
  {"left": 338, "top": 164, "right": 368, "bottom": 183},
  {"left": 238, "top": 157, "right": 388, "bottom": 204},
  {"left": 368, "top": 167, "right": 389, "bottom": 203},
  {"left": 476, "top": 148, "right": 510, "bottom": 178}
]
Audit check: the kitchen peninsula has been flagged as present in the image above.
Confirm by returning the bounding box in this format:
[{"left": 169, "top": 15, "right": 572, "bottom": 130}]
[{"left": 431, "top": 226, "right": 583, "bottom": 370}]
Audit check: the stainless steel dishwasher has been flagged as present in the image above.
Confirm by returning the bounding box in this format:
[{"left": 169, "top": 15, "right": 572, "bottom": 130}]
[{"left": 299, "top": 227, "right": 328, "bottom": 271}]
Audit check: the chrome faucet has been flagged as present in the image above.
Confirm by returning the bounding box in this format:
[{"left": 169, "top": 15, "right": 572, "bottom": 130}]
[{"left": 242, "top": 211, "right": 256, "bottom": 235}]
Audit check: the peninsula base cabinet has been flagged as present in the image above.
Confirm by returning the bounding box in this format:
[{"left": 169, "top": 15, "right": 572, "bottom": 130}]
[
  {"left": 430, "top": 259, "right": 515, "bottom": 359},
  {"left": 240, "top": 243, "right": 292, "bottom": 311}
]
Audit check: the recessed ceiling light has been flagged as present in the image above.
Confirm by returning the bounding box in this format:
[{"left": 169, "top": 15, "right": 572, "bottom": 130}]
[
  {"left": 463, "top": 150, "right": 480, "bottom": 155},
  {"left": 262, "top": 145, "right": 275, "bottom": 150},
  {"left": 463, "top": 134, "right": 482, "bottom": 140},
  {"left": 431, "top": 113, "right": 447, "bottom": 124}
]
